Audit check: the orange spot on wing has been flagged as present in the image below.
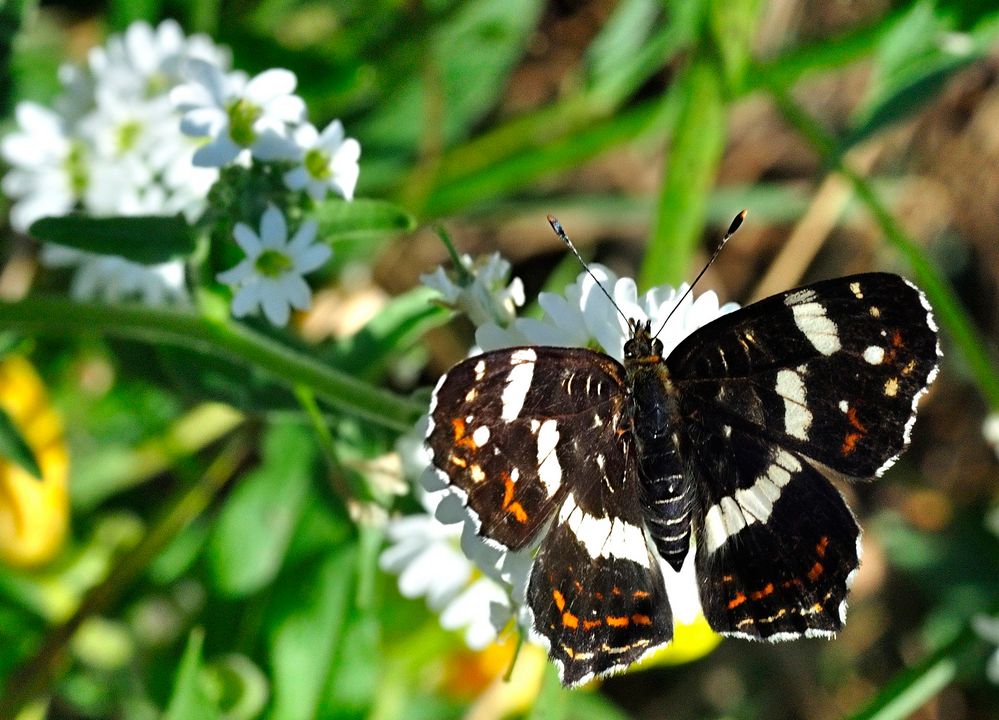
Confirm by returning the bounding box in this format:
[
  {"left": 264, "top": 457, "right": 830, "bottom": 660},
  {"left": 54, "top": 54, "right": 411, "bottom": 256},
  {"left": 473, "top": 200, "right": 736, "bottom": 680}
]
[
  {"left": 562, "top": 612, "right": 579, "bottom": 629},
  {"left": 847, "top": 407, "right": 866, "bottom": 432},
  {"left": 507, "top": 501, "right": 528, "bottom": 523},
  {"left": 842, "top": 432, "right": 862, "bottom": 455},
  {"left": 582, "top": 619, "right": 603, "bottom": 631},
  {"left": 501, "top": 472, "right": 528, "bottom": 522},
  {"left": 631, "top": 614, "right": 652, "bottom": 626},
  {"left": 750, "top": 583, "right": 774, "bottom": 600},
  {"left": 783, "top": 577, "right": 803, "bottom": 589},
  {"left": 891, "top": 330, "right": 904, "bottom": 347},
  {"left": 632, "top": 590, "right": 650, "bottom": 599},
  {"left": 552, "top": 589, "right": 566, "bottom": 612},
  {"left": 727, "top": 593, "right": 747, "bottom": 610},
  {"left": 611, "top": 586, "right": 622, "bottom": 595},
  {"left": 451, "top": 418, "right": 465, "bottom": 441},
  {"left": 606, "top": 615, "right": 629, "bottom": 627},
  {"left": 816, "top": 536, "right": 829, "bottom": 558},
  {"left": 808, "top": 562, "right": 824, "bottom": 581}
]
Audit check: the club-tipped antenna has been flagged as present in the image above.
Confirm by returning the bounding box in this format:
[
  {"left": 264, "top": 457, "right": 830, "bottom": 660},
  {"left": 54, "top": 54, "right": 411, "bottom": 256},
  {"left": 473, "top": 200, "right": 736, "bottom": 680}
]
[
  {"left": 652, "top": 209, "right": 746, "bottom": 339},
  {"left": 547, "top": 214, "right": 632, "bottom": 330}
]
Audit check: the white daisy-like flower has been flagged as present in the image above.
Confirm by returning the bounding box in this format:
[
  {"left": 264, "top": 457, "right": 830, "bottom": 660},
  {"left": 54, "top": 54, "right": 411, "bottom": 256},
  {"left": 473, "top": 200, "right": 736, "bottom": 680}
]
[
  {"left": 217, "top": 204, "right": 331, "bottom": 326},
  {"left": 42, "top": 246, "right": 187, "bottom": 306},
  {"left": 283, "top": 120, "right": 361, "bottom": 201},
  {"left": 1, "top": 102, "right": 84, "bottom": 232},
  {"left": 421, "top": 253, "right": 526, "bottom": 329},
  {"left": 381, "top": 418, "right": 527, "bottom": 649},
  {"left": 475, "top": 263, "right": 739, "bottom": 357},
  {"left": 171, "top": 59, "right": 304, "bottom": 167}
]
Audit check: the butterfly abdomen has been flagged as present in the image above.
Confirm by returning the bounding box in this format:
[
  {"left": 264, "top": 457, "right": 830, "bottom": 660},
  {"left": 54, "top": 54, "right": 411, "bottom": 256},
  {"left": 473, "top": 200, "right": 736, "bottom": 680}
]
[{"left": 628, "top": 364, "right": 694, "bottom": 571}]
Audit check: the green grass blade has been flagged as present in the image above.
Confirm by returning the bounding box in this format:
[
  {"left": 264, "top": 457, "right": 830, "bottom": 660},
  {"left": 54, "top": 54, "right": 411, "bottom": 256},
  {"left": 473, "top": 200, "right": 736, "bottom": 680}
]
[{"left": 0, "top": 299, "right": 425, "bottom": 431}]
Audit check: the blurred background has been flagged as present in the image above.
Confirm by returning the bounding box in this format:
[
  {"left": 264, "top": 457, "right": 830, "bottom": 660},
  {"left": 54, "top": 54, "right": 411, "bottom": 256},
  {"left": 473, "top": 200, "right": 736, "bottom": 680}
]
[{"left": 0, "top": 1, "right": 997, "bottom": 718}]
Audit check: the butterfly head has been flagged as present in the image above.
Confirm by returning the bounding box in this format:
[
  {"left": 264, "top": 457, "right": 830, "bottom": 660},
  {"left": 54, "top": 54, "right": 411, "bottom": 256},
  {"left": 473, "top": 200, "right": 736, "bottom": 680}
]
[{"left": 624, "top": 319, "right": 663, "bottom": 365}]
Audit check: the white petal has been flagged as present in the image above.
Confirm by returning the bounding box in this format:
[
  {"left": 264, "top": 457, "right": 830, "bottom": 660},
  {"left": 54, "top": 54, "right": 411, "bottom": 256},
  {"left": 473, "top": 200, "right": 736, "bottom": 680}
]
[
  {"left": 280, "top": 273, "right": 312, "bottom": 310},
  {"left": 180, "top": 107, "right": 226, "bottom": 136},
  {"left": 244, "top": 68, "right": 297, "bottom": 104},
  {"left": 192, "top": 136, "right": 241, "bottom": 167},
  {"left": 263, "top": 94, "right": 306, "bottom": 124},
  {"left": 217, "top": 259, "right": 254, "bottom": 286},
  {"left": 292, "top": 244, "right": 331, "bottom": 274},
  {"left": 259, "top": 205, "right": 287, "bottom": 247},
  {"left": 250, "top": 128, "right": 299, "bottom": 161},
  {"left": 317, "top": 119, "right": 345, "bottom": 147},
  {"left": 260, "top": 281, "right": 291, "bottom": 326},
  {"left": 287, "top": 220, "right": 318, "bottom": 253},
  {"left": 283, "top": 165, "right": 309, "bottom": 191},
  {"left": 231, "top": 282, "right": 261, "bottom": 317},
  {"left": 232, "top": 223, "right": 262, "bottom": 257}
]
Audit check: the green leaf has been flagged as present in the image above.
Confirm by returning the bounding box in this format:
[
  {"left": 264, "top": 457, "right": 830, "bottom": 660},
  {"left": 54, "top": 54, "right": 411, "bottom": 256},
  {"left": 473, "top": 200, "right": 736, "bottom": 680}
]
[
  {"left": 207, "top": 421, "right": 316, "bottom": 597},
  {"left": 0, "top": 405, "right": 41, "bottom": 479},
  {"left": 358, "top": 0, "right": 542, "bottom": 148},
  {"left": 109, "top": 0, "right": 162, "bottom": 30},
  {"left": 641, "top": 56, "right": 727, "bottom": 289},
  {"left": 268, "top": 548, "right": 355, "bottom": 720},
  {"left": 28, "top": 214, "right": 195, "bottom": 264},
  {"left": 164, "top": 628, "right": 221, "bottom": 720},
  {"left": 310, "top": 198, "right": 416, "bottom": 242},
  {"left": 331, "top": 286, "right": 450, "bottom": 381}
]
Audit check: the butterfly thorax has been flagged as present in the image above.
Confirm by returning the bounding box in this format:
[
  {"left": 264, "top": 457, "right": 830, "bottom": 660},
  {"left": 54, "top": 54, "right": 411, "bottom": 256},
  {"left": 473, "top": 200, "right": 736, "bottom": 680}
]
[{"left": 624, "top": 321, "right": 694, "bottom": 572}]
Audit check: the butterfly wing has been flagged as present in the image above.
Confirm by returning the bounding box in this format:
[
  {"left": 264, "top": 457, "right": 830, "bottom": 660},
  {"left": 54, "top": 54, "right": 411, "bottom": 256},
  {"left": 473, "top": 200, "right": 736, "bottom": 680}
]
[
  {"left": 427, "top": 346, "right": 673, "bottom": 683},
  {"left": 665, "top": 273, "right": 939, "bottom": 637}
]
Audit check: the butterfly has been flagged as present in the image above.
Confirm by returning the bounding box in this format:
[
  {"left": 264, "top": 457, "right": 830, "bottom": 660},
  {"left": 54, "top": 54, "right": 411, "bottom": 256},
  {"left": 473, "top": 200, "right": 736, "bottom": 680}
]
[{"left": 425, "top": 225, "right": 940, "bottom": 686}]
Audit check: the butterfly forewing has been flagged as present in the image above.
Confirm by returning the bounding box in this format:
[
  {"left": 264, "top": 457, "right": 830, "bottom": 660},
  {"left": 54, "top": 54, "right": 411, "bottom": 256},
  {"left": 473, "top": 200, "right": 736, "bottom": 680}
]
[{"left": 667, "top": 273, "right": 939, "bottom": 478}]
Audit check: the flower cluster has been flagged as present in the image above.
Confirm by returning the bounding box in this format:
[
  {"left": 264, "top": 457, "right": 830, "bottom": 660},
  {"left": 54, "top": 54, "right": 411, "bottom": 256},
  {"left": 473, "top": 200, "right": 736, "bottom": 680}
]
[
  {"left": 1, "top": 19, "right": 358, "bottom": 320},
  {"left": 1, "top": 20, "right": 224, "bottom": 304},
  {"left": 171, "top": 60, "right": 360, "bottom": 202},
  {"left": 383, "top": 254, "right": 738, "bottom": 659}
]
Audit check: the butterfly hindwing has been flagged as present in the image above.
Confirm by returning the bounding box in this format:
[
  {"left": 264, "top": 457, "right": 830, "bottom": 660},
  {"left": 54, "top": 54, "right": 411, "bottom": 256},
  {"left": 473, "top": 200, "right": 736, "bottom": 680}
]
[
  {"left": 527, "top": 496, "right": 673, "bottom": 686},
  {"left": 684, "top": 421, "right": 860, "bottom": 638}
]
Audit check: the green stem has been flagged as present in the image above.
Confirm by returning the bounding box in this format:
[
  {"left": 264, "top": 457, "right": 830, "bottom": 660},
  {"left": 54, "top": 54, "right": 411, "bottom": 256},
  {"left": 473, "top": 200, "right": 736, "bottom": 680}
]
[
  {"left": 766, "top": 82, "right": 999, "bottom": 411},
  {"left": 292, "top": 384, "right": 357, "bottom": 504},
  {"left": 846, "top": 623, "right": 987, "bottom": 720},
  {"left": 0, "top": 434, "right": 251, "bottom": 719},
  {"left": 0, "top": 298, "right": 426, "bottom": 431}
]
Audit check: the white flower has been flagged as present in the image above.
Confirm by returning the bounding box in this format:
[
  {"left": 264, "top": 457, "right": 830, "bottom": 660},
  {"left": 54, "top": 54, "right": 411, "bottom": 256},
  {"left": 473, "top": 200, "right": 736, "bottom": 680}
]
[
  {"left": 87, "top": 19, "right": 230, "bottom": 102},
  {"left": 475, "top": 263, "right": 739, "bottom": 357},
  {"left": 283, "top": 120, "right": 361, "bottom": 201},
  {"left": 421, "top": 253, "right": 525, "bottom": 328},
  {"left": 973, "top": 614, "right": 999, "bottom": 684},
  {"left": 171, "top": 59, "right": 305, "bottom": 167},
  {"left": 381, "top": 419, "right": 521, "bottom": 649},
  {"left": 42, "top": 246, "right": 187, "bottom": 305},
  {"left": 1, "top": 102, "right": 83, "bottom": 232},
  {"left": 217, "top": 205, "right": 331, "bottom": 326},
  {"left": 1, "top": 19, "right": 229, "bottom": 303}
]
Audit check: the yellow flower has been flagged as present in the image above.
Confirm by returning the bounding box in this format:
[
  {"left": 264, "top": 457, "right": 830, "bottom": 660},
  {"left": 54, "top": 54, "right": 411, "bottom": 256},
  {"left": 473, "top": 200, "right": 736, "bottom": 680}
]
[
  {"left": 0, "top": 355, "right": 70, "bottom": 566},
  {"left": 637, "top": 613, "right": 722, "bottom": 668}
]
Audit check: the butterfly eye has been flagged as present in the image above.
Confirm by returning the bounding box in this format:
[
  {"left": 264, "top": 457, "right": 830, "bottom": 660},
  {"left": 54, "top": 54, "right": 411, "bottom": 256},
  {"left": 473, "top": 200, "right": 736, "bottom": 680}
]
[{"left": 623, "top": 340, "right": 636, "bottom": 358}]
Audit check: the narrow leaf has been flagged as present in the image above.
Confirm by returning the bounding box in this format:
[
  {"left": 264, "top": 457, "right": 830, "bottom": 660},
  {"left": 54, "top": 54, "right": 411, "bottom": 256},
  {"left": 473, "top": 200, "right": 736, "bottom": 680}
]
[
  {"left": 310, "top": 198, "right": 415, "bottom": 242},
  {"left": 0, "top": 405, "right": 41, "bottom": 479},
  {"left": 207, "top": 421, "right": 316, "bottom": 597},
  {"left": 641, "top": 57, "right": 727, "bottom": 289},
  {"left": 29, "top": 214, "right": 195, "bottom": 264},
  {"left": 268, "top": 549, "right": 354, "bottom": 720},
  {"left": 164, "top": 628, "right": 221, "bottom": 720}
]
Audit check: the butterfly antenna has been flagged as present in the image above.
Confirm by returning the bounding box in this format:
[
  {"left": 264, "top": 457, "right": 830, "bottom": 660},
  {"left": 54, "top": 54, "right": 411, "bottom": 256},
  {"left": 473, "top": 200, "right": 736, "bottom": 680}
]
[
  {"left": 547, "top": 214, "right": 632, "bottom": 330},
  {"left": 653, "top": 210, "right": 746, "bottom": 339}
]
